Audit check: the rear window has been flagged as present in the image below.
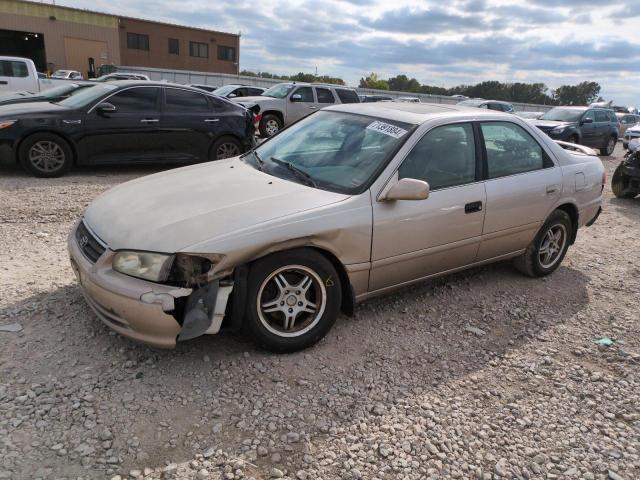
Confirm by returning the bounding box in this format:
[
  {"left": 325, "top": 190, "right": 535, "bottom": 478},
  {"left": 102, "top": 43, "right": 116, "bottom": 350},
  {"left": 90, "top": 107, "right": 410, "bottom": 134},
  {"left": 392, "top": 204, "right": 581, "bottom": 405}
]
[
  {"left": 335, "top": 88, "right": 360, "bottom": 104},
  {"left": 0, "top": 60, "right": 28, "bottom": 78}
]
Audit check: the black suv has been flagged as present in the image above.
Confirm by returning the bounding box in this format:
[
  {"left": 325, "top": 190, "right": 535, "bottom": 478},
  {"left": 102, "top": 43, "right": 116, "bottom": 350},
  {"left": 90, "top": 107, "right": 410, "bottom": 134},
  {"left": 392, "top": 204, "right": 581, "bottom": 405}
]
[{"left": 532, "top": 106, "right": 619, "bottom": 156}]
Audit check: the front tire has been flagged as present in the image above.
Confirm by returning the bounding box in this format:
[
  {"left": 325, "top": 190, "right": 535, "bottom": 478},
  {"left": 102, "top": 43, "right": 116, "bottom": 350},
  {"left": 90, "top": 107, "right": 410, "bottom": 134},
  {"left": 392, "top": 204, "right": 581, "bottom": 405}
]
[
  {"left": 244, "top": 249, "right": 342, "bottom": 353},
  {"left": 568, "top": 134, "right": 579, "bottom": 144},
  {"left": 19, "top": 133, "right": 73, "bottom": 178},
  {"left": 259, "top": 114, "right": 282, "bottom": 138},
  {"left": 600, "top": 136, "right": 616, "bottom": 156},
  {"left": 612, "top": 163, "right": 637, "bottom": 198},
  {"left": 514, "top": 210, "right": 572, "bottom": 277}
]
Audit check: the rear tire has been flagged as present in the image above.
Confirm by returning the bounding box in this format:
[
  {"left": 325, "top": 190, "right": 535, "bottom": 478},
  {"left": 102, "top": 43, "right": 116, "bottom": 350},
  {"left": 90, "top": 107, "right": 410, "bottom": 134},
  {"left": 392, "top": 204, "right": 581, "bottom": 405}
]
[
  {"left": 514, "top": 210, "right": 572, "bottom": 277},
  {"left": 600, "top": 136, "right": 616, "bottom": 156},
  {"left": 19, "top": 133, "right": 73, "bottom": 178},
  {"left": 259, "top": 114, "right": 282, "bottom": 138},
  {"left": 244, "top": 248, "right": 342, "bottom": 353},
  {"left": 612, "top": 163, "right": 637, "bottom": 199},
  {"left": 210, "top": 136, "right": 242, "bottom": 160}
]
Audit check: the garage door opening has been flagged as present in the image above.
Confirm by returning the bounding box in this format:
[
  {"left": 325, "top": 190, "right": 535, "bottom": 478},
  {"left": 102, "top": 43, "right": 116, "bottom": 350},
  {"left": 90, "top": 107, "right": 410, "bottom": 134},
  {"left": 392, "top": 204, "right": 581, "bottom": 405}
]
[{"left": 0, "top": 29, "right": 46, "bottom": 72}]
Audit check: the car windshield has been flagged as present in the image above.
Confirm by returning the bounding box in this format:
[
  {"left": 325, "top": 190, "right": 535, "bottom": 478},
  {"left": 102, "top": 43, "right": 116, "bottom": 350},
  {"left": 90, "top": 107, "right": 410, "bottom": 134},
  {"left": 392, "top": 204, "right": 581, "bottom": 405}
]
[
  {"left": 56, "top": 84, "right": 116, "bottom": 108},
  {"left": 40, "top": 84, "right": 80, "bottom": 98},
  {"left": 540, "top": 108, "right": 584, "bottom": 122},
  {"left": 262, "top": 84, "right": 295, "bottom": 98},
  {"left": 213, "top": 85, "right": 238, "bottom": 96},
  {"left": 245, "top": 110, "right": 414, "bottom": 194}
]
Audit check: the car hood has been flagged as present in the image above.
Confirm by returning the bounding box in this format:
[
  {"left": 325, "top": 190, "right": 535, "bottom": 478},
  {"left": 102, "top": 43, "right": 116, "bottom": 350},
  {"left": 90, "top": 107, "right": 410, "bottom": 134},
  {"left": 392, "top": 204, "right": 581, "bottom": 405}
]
[
  {"left": 0, "top": 101, "right": 68, "bottom": 117},
  {"left": 531, "top": 120, "right": 575, "bottom": 128},
  {"left": 625, "top": 125, "right": 640, "bottom": 134},
  {"left": 83, "top": 158, "right": 349, "bottom": 253}
]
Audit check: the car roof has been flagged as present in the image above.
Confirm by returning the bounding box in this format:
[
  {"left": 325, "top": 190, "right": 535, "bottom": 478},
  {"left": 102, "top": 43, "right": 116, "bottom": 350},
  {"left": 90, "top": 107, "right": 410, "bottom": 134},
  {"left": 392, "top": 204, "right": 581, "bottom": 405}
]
[{"left": 326, "top": 102, "right": 515, "bottom": 125}]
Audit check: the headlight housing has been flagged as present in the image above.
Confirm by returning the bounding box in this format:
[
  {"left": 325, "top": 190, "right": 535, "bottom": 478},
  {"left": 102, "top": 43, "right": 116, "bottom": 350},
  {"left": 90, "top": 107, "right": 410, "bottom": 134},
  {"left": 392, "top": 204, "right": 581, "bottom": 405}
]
[
  {"left": 551, "top": 126, "right": 566, "bottom": 134},
  {"left": 113, "top": 251, "right": 174, "bottom": 282}
]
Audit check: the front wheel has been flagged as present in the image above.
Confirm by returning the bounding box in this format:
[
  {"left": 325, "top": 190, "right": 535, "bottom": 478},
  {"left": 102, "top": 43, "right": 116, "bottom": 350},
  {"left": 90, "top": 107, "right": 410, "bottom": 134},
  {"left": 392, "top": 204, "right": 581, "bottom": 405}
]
[
  {"left": 259, "top": 114, "right": 282, "bottom": 138},
  {"left": 612, "top": 163, "right": 637, "bottom": 199},
  {"left": 514, "top": 210, "right": 572, "bottom": 277},
  {"left": 244, "top": 249, "right": 342, "bottom": 353},
  {"left": 19, "top": 133, "right": 73, "bottom": 178},
  {"left": 600, "top": 136, "right": 616, "bottom": 156}
]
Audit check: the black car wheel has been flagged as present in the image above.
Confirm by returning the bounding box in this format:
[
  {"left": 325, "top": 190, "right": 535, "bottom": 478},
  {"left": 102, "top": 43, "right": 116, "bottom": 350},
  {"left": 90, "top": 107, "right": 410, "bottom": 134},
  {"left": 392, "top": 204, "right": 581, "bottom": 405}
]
[
  {"left": 611, "top": 163, "right": 637, "bottom": 199},
  {"left": 19, "top": 133, "right": 73, "bottom": 178},
  {"left": 244, "top": 248, "right": 342, "bottom": 353},
  {"left": 259, "top": 114, "right": 282, "bottom": 138},
  {"left": 514, "top": 209, "right": 572, "bottom": 277},
  {"left": 568, "top": 134, "right": 579, "bottom": 144},
  {"left": 210, "top": 136, "right": 242, "bottom": 160},
  {"left": 600, "top": 136, "right": 616, "bottom": 156}
]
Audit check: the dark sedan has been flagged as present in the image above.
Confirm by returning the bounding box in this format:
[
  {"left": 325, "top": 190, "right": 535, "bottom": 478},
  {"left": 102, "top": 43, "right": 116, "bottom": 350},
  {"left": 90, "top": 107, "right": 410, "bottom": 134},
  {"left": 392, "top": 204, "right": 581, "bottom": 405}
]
[
  {"left": 0, "top": 83, "right": 93, "bottom": 106},
  {"left": 0, "top": 81, "right": 256, "bottom": 177}
]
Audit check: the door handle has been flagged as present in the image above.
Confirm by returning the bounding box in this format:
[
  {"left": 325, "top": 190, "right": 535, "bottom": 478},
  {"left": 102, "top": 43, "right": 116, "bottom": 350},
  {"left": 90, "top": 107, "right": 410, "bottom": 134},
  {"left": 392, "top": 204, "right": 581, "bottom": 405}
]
[
  {"left": 546, "top": 185, "right": 559, "bottom": 194},
  {"left": 0, "top": 80, "right": 7, "bottom": 85},
  {"left": 204, "top": 118, "right": 220, "bottom": 123},
  {"left": 465, "top": 201, "right": 483, "bottom": 214},
  {"left": 140, "top": 118, "right": 159, "bottom": 123},
  {"left": 309, "top": 106, "right": 318, "bottom": 110}
]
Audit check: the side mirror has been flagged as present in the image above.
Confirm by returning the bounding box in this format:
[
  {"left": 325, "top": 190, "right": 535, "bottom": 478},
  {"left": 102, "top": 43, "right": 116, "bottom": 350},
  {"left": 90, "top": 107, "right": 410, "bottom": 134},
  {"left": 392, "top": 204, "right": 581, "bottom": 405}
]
[
  {"left": 381, "top": 178, "right": 430, "bottom": 201},
  {"left": 581, "top": 117, "right": 594, "bottom": 125},
  {"left": 96, "top": 102, "right": 116, "bottom": 114},
  {"left": 290, "top": 94, "right": 302, "bottom": 102},
  {"left": 228, "top": 93, "right": 237, "bottom": 98}
]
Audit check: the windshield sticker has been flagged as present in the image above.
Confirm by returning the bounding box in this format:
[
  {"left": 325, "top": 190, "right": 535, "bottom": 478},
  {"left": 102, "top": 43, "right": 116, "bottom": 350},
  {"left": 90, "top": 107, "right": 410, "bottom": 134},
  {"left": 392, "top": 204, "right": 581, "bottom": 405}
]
[{"left": 366, "top": 121, "right": 408, "bottom": 139}]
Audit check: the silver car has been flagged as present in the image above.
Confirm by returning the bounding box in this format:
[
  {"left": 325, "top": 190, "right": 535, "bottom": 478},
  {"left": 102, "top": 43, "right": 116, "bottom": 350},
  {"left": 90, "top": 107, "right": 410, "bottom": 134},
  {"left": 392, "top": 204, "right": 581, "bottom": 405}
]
[{"left": 69, "top": 103, "right": 604, "bottom": 352}]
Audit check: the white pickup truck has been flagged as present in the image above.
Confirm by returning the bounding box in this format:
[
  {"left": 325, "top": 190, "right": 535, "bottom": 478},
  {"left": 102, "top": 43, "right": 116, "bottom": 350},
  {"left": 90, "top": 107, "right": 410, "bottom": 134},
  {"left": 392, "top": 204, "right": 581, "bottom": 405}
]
[{"left": 0, "top": 56, "right": 84, "bottom": 94}]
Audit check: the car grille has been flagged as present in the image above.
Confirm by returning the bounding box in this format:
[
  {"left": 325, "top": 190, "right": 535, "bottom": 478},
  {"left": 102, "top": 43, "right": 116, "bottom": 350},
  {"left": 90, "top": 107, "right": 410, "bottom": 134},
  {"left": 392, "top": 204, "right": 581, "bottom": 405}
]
[{"left": 75, "top": 221, "right": 106, "bottom": 263}]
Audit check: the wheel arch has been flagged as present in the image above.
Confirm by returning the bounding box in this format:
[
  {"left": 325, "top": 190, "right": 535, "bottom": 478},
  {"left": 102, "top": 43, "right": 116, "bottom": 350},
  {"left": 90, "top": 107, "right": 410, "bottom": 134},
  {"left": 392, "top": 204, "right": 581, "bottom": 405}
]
[
  {"left": 555, "top": 202, "right": 579, "bottom": 244},
  {"left": 261, "top": 110, "right": 284, "bottom": 125},
  {"left": 16, "top": 130, "right": 78, "bottom": 165}
]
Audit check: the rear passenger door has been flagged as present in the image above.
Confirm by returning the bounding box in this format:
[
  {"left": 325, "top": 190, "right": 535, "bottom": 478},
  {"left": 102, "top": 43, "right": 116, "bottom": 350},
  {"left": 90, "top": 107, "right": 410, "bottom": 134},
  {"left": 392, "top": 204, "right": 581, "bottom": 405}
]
[
  {"left": 314, "top": 87, "right": 335, "bottom": 109},
  {"left": 594, "top": 110, "right": 610, "bottom": 145},
  {"left": 477, "top": 121, "right": 562, "bottom": 261},
  {"left": 370, "top": 122, "right": 486, "bottom": 291},
  {"left": 161, "top": 87, "right": 220, "bottom": 162}
]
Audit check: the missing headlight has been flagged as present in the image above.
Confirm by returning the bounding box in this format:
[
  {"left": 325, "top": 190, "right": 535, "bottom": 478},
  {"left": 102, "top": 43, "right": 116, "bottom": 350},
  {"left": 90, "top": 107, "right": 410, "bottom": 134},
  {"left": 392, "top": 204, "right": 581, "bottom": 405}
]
[{"left": 167, "top": 253, "right": 229, "bottom": 287}]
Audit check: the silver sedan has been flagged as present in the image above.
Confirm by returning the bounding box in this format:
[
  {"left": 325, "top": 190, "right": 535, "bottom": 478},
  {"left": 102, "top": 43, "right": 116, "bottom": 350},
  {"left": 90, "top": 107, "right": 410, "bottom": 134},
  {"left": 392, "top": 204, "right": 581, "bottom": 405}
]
[{"left": 69, "top": 103, "right": 604, "bottom": 352}]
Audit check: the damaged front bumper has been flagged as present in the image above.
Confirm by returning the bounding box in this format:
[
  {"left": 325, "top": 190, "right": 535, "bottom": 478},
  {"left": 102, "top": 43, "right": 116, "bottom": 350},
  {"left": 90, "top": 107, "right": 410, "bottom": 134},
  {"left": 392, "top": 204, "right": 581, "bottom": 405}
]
[{"left": 68, "top": 228, "right": 233, "bottom": 349}]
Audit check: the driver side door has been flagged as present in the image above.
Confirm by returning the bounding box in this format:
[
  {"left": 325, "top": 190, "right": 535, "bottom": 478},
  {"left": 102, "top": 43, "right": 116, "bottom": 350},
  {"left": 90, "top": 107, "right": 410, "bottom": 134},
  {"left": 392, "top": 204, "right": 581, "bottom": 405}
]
[
  {"left": 286, "top": 86, "right": 316, "bottom": 123},
  {"left": 370, "top": 122, "right": 486, "bottom": 292}
]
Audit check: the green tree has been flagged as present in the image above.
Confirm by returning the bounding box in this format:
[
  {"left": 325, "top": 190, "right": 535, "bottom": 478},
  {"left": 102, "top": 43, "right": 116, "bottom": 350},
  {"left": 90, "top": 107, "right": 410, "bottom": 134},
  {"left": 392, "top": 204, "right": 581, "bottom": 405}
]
[
  {"left": 553, "top": 82, "right": 601, "bottom": 105},
  {"left": 387, "top": 74, "right": 421, "bottom": 92},
  {"left": 359, "top": 72, "right": 389, "bottom": 90}
]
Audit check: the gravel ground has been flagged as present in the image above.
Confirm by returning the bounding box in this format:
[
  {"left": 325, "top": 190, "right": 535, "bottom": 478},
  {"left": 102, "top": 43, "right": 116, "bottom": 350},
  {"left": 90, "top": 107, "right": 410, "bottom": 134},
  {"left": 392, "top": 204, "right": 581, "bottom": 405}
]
[{"left": 0, "top": 146, "right": 638, "bottom": 480}]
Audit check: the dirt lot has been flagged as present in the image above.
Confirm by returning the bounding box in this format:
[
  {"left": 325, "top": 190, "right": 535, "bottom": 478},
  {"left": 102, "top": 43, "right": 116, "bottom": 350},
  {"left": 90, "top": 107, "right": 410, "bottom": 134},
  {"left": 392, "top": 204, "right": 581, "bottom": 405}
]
[{"left": 0, "top": 146, "right": 638, "bottom": 480}]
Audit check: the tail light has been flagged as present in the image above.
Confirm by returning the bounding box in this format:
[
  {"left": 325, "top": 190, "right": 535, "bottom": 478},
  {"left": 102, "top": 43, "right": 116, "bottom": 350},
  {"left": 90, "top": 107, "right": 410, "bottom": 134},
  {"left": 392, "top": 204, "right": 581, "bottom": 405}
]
[{"left": 253, "top": 113, "right": 262, "bottom": 130}]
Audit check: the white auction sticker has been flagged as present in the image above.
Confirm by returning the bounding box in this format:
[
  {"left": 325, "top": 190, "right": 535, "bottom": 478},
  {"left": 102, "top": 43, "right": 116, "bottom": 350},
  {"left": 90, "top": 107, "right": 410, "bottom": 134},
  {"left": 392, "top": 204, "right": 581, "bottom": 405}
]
[{"left": 366, "top": 121, "right": 408, "bottom": 139}]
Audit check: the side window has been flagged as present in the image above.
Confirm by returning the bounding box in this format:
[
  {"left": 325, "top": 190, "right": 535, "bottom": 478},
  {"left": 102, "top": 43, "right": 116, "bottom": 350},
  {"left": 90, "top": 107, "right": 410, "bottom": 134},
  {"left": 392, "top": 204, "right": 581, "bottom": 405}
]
[
  {"left": 165, "top": 88, "right": 210, "bottom": 112},
  {"left": 481, "top": 122, "right": 545, "bottom": 179},
  {"left": 316, "top": 88, "right": 335, "bottom": 104},
  {"left": 479, "top": 103, "right": 489, "bottom": 109},
  {"left": 0, "top": 60, "right": 28, "bottom": 77},
  {"left": 583, "top": 110, "right": 595, "bottom": 122},
  {"left": 249, "top": 88, "right": 264, "bottom": 96},
  {"left": 595, "top": 111, "right": 608, "bottom": 123},
  {"left": 335, "top": 89, "right": 360, "bottom": 104},
  {"left": 232, "top": 88, "right": 246, "bottom": 97},
  {"left": 108, "top": 87, "right": 160, "bottom": 113},
  {"left": 488, "top": 103, "right": 503, "bottom": 111},
  {"left": 398, "top": 123, "right": 476, "bottom": 190},
  {"left": 293, "top": 87, "right": 314, "bottom": 103}
]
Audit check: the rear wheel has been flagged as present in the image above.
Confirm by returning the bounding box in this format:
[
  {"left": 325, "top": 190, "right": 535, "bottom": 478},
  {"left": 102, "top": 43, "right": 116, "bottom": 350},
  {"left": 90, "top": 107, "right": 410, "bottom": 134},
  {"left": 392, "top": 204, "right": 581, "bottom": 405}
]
[
  {"left": 210, "top": 136, "right": 242, "bottom": 160},
  {"left": 612, "top": 163, "right": 637, "bottom": 198},
  {"left": 600, "top": 136, "right": 616, "bottom": 156},
  {"left": 259, "top": 114, "right": 282, "bottom": 138},
  {"left": 244, "top": 249, "right": 342, "bottom": 353},
  {"left": 514, "top": 210, "right": 572, "bottom": 277},
  {"left": 19, "top": 133, "right": 73, "bottom": 178},
  {"left": 568, "top": 134, "right": 579, "bottom": 144}
]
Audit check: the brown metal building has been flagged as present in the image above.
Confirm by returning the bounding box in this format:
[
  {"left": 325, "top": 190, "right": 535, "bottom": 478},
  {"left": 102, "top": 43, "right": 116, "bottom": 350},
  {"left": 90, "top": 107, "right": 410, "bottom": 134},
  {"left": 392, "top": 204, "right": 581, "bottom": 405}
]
[{"left": 0, "top": 0, "right": 240, "bottom": 77}]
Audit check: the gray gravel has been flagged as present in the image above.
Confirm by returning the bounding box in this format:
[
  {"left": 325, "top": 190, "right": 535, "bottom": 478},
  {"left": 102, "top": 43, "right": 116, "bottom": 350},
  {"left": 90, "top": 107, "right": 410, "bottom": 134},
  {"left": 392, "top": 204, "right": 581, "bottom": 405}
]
[{"left": 1, "top": 148, "right": 639, "bottom": 480}]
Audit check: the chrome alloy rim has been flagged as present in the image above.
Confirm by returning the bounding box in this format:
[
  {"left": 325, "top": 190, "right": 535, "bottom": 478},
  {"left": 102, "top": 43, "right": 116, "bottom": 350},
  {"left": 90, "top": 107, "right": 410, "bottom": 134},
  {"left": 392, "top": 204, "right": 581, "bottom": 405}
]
[
  {"left": 539, "top": 224, "right": 567, "bottom": 268},
  {"left": 257, "top": 265, "right": 327, "bottom": 338},
  {"left": 29, "top": 141, "right": 65, "bottom": 172},
  {"left": 265, "top": 119, "right": 279, "bottom": 136},
  {"left": 216, "top": 142, "right": 240, "bottom": 159}
]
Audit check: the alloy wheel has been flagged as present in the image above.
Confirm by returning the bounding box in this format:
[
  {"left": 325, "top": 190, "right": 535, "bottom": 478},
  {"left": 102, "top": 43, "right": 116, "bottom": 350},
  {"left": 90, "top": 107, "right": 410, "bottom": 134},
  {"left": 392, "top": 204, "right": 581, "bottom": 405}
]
[
  {"left": 538, "top": 224, "right": 567, "bottom": 269},
  {"left": 606, "top": 138, "right": 615, "bottom": 155},
  {"left": 216, "top": 142, "right": 240, "bottom": 159},
  {"left": 29, "top": 141, "right": 65, "bottom": 173},
  {"left": 265, "top": 119, "right": 279, "bottom": 136},
  {"left": 257, "top": 265, "right": 327, "bottom": 338}
]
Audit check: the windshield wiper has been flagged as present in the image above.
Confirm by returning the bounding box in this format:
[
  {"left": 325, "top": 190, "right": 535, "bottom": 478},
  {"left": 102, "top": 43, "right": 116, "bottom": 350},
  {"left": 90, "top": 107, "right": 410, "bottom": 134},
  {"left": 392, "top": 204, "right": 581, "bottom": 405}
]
[
  {"left": 270, "top": 157, "right": 317, "bottom": 188},
  {"left": 252, "top": 150, "right": 265, "bottom": 171}
]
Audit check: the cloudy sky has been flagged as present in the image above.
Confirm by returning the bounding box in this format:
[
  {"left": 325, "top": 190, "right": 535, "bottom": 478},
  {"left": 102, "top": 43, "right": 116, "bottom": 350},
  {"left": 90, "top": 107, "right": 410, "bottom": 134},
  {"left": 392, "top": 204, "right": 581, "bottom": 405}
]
[{"left": 61, "top": 0, "right": 638, "bottom": 106}]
